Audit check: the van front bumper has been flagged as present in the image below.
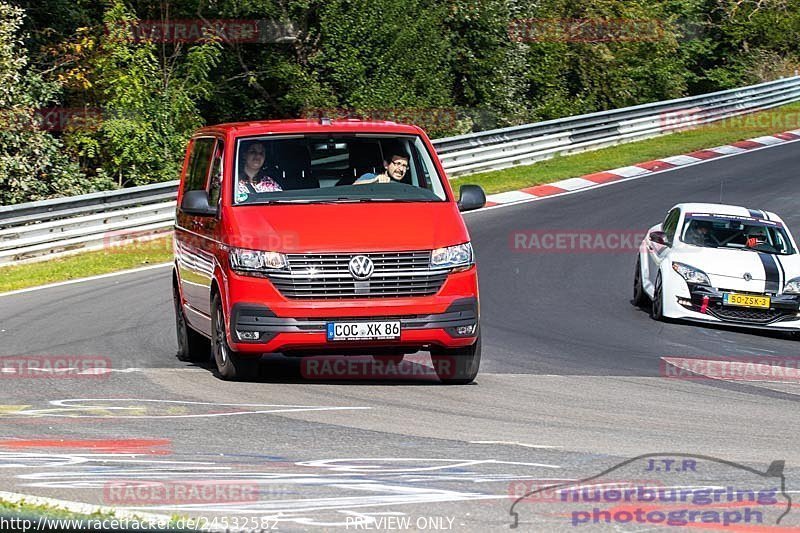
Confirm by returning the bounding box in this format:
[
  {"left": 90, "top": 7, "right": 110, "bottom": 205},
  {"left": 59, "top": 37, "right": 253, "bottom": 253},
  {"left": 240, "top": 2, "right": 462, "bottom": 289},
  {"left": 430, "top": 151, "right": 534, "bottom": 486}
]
[{"left": 228, "top": 297, "right": 478, "bottom": 354}]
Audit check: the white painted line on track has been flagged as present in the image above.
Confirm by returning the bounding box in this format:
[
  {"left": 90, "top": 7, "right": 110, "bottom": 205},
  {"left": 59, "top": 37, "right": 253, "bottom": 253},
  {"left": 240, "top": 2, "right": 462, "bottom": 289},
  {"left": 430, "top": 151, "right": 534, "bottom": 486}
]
[
  {"left": 7, "top": 399, "right": 372, "bottom": 419},
  {"left": 469, "top": 441, "right": 563, "bottom": 449},
  {"left": 0, "top": 262, "right": 172, "bottom": 298}
]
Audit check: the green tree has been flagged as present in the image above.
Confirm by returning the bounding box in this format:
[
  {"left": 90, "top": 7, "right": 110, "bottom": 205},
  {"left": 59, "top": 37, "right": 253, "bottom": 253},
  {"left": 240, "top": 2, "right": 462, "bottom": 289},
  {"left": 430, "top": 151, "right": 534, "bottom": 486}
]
[
  {"left": 63, "top": 0, "right": 222, "bottom": 187},
  {"left": 0, "top": 1, "right": 104, "bottom": 205},
  {"left": 520, "top": 0, "right": 687, "bottom": 120}
]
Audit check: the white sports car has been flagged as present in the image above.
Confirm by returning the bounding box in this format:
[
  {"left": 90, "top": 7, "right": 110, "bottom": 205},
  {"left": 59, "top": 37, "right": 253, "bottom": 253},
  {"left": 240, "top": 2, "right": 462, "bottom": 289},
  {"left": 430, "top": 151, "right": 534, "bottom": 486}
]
[{"left": 634, "top": 203, "right": 800, "bottom": 331}]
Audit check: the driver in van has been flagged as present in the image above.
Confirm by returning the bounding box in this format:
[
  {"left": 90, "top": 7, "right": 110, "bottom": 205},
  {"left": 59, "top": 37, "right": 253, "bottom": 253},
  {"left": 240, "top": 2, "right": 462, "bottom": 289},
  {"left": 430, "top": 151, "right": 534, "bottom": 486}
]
[{"left": 354, "top": 149, "right": 410, "bottom": 185}]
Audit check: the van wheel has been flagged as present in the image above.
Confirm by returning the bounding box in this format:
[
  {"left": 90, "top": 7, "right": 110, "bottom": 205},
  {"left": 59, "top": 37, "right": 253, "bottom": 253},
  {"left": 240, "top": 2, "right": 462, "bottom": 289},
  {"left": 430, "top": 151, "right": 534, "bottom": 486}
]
[
  {"left": 430, "top": 333, "right": 481, "bottom": 385},
  {"left": 173, "top": 283, "right": 210, "bottom": 362},
  {"left": 211, "top": 294, "right": 259, "bottom": 381}
]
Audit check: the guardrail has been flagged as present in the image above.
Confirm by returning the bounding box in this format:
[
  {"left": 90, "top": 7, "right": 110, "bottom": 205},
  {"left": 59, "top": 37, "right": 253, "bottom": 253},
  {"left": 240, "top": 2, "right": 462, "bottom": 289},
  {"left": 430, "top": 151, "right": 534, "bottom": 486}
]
[
  {"left": 435, "top": 76, "right": 800, "bottom": 175},
  {"left": 2, "top": 75, "right": 800, "bottom": 266}
]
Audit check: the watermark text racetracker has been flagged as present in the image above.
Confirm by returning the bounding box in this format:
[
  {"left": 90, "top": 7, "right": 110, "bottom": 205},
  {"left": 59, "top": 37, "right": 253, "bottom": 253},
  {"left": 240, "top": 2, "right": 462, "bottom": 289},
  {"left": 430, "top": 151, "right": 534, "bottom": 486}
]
[
  {"left": 508, "top": 18, "right": 666, "bottom": 43},
  {"left": 661, "top": 107, "right": 800, "bottom": 132},
  {"left": 0, "top": 356, "right": 111, "bottom": 378},
  {"left": 510, "top": 230, "right": 647, "bottom": 253},
  {"left": 661, "top": 355, "right": 800, "bottom": 382},
  {"left": 104, "top": 480, "right": 265, "bottom": 505},
  {"left": 301, "top": 355, "right": 455, "bottom": 381},
  {"left": 105, "top": 19, "right": 296, "bottom": 44}
]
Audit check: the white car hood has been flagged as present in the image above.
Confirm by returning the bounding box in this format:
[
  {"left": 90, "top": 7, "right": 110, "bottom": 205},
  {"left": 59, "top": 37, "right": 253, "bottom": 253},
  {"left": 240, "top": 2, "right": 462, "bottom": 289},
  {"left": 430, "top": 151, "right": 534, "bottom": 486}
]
[{"left": 672, "top": 246, "right": 800, "bottom": 292}]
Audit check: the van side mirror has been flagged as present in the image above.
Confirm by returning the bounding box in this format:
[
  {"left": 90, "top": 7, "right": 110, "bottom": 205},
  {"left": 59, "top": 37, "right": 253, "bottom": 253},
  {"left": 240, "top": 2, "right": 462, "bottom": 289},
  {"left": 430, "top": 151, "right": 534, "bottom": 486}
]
[
  {"left": 457, "top": 185, "right": 486, "bottom": 212},
  {"left": 181, "top": 190, "right": 217, "bottom": 217}
]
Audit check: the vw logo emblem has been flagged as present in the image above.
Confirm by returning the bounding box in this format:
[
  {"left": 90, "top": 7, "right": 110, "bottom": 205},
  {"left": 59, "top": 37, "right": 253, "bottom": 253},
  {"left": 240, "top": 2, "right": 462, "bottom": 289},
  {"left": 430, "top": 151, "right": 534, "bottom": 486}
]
[
  {"left": 349, "top": 255, "right": 374, "bottom": 280},
  {"left": 743, "top": 272, "right": 753, "bottom": 281}
]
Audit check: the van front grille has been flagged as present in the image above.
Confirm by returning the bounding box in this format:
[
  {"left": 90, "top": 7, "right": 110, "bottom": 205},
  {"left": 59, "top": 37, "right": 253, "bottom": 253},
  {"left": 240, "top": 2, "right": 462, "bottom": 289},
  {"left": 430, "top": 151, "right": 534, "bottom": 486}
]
[{"left": 266, "top": 251, "right": 449, "bottom": 299}]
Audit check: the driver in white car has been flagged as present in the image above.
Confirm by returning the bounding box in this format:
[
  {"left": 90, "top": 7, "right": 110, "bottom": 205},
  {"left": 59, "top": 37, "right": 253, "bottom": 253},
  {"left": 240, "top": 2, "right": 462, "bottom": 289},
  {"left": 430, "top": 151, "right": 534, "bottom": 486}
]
[
  {"left": 746, "top": 226, "right": 769, "bottom": 249},
  {"left": 686, "top": 220, "right": 719, "bottom": 247}
]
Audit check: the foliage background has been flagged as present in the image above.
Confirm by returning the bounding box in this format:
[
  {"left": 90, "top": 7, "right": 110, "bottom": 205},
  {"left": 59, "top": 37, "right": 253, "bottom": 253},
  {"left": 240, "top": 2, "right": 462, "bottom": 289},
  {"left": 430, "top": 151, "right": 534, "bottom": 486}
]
[{"left": 1, "top": 0, "right": 799, "bottom": 204}]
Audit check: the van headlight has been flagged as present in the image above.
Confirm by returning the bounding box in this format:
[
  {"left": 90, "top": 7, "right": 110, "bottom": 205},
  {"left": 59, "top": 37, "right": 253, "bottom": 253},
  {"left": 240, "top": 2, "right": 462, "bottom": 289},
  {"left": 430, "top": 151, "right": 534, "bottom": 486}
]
[
  {"left": 431, "top": 243, "right": 473, "bottom": 271},
  {"left": 672, "top": 261, "right": 711, "bottom": 285},
  {"left": 229, "top": 248, "right": 288, "bottom": 273},
  {"left": 784, "top": 277, "right": 800, "bottom": 294}
]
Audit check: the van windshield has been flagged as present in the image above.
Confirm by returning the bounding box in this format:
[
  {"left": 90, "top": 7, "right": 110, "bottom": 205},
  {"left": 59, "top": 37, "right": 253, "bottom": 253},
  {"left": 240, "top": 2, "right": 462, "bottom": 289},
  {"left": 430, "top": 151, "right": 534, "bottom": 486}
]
[{"left": 233, "top": 134, "right": 448, "bottom": 204}]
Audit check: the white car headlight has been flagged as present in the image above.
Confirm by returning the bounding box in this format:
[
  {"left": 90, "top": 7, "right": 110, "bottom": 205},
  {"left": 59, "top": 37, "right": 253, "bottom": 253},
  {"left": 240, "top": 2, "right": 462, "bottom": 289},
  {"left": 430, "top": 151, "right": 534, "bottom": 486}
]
[
  {"left": 672, "top": 262, "right": 711, "bottom": 285},
  {"left": 784, "top": 277, "right": 800, "bottom": 294},
  {"left": 229, "top": 248, "right": 288, "bottom": 273},
  {"left": 431, "top": 242, "right": 473, "bottom": 270}
]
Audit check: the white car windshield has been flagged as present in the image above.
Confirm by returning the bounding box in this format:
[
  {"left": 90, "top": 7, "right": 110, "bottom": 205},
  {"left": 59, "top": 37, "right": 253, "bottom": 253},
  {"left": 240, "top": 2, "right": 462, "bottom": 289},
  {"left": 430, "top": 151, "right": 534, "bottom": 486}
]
[
  {"left": 680, "top": 214, "right": 796, "bottom": 255},
  {"left": 233, "top": 134, "right": 447, "bottom": 204}
]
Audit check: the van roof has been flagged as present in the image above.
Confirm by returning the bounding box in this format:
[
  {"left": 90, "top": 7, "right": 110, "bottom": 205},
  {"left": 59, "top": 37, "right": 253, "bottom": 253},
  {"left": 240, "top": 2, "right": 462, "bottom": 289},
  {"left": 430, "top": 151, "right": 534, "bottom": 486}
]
[{"left": 195, "top": 118, "right": 425, "bottom": 137}]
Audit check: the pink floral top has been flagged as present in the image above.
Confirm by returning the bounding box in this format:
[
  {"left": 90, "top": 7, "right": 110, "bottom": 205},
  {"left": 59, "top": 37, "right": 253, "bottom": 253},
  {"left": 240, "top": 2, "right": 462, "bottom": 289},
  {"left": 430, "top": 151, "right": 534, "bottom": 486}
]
[{"left": 238, "top": 172, "right": 282, "bottom": 194}]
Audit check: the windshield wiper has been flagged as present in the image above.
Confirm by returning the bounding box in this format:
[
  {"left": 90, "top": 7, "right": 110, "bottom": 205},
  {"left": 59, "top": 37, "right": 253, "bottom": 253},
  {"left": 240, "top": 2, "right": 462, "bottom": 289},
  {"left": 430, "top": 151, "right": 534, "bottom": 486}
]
[
  {"left": 247, "top": 197, "right": 432, "bottom": 205},
  {"left": 339, "top": 198, "right": 429, "bottom": 203},
  {"left": 249, "top": 199, "right": 340, "bottom": 204}
]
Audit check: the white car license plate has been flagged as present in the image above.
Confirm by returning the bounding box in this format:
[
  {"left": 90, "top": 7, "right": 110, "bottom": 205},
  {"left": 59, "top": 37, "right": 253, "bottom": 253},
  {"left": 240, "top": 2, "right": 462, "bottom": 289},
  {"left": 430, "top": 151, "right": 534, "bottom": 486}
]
[{"left": 326, "top": 321, "right": 401, "bottom": 341}]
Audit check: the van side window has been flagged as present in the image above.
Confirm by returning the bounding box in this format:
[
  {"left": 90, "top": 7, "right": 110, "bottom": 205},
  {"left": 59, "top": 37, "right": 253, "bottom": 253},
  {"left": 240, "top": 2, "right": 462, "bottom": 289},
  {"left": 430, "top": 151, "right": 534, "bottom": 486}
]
[
  {"left": 208, "top": 140, "right": 224, "bottom": 207},
  {"left": 183, "top": 137, "right": 216, "bottom": 193}
]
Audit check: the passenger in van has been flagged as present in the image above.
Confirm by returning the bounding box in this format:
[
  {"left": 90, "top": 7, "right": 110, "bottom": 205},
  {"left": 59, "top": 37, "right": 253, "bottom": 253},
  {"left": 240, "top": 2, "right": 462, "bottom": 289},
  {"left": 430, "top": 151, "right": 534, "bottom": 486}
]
[
  {"left": 238, "top": 141, "right": 282, "bottom": 195},
  {"left": 354, "top": 150, "right": 410, "bottom": 185}
]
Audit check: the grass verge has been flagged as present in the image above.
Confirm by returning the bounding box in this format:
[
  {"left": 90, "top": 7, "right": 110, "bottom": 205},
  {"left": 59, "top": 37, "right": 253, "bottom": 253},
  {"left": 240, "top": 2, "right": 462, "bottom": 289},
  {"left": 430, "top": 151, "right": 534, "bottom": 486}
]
[
  {"left": 0, "top": 497, "right": 185, "bottom": 528},
  {"left": 3, "top": 102, "right": 800, "bottom": 292},
  {"left": 0, "top": 235, "right": 173, "bottom": 293},
  {"left": 0, "top": 498, "right": 116, "bottom": 520},
  {"left": 451, "top": 101, "right": 800, "bottom": 194}
]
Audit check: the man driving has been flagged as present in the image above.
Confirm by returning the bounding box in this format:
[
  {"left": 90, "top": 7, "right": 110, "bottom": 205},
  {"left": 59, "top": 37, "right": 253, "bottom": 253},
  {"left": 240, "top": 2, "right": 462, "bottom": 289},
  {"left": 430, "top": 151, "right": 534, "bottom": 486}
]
[{"left": 354, "top": 149, "right": 410, "bottom": 184}]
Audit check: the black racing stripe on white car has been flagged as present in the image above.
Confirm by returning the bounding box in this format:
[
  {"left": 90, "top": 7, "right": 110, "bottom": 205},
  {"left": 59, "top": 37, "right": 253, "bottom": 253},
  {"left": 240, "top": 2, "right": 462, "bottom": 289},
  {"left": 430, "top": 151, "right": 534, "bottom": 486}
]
[
  {"left": 758, "top": 253, "right": 780, "bottom": 293},
  {"left": 774, "top": 254, "right": 786, "bottom": 291},
  {"left": 748, "top": 209, "right": 762, "bottom": 218}
]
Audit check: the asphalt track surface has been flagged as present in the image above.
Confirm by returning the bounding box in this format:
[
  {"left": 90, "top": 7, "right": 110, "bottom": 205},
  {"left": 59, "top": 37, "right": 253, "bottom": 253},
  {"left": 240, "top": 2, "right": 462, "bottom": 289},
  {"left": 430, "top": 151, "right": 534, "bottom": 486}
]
[{"left": 2, "top": 142, "right": 800, "bottom": 531}]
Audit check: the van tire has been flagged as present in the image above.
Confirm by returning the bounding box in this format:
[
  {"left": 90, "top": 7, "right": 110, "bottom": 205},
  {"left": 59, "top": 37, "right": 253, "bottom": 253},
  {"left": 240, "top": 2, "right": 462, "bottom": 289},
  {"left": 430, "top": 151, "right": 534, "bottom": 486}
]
[
  {"left": 212, "top": 294, "right": 259, "bottom": 381},
  {"left": 173, "top": 283, "right": 210, "bottom": 362},
  {"left": 431, "top": 333, "right": 481, "bottom": 385}
]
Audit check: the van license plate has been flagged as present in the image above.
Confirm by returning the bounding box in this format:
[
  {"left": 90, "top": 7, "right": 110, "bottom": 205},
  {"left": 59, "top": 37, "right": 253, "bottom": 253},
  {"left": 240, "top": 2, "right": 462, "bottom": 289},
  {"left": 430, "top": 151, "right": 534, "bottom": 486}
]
[{"left": 326, "top": 321, "right": 401, "bottom": 341}]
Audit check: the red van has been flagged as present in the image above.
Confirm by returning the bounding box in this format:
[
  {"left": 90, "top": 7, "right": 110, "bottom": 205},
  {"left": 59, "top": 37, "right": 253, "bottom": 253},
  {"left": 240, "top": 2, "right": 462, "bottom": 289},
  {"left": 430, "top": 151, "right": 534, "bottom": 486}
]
[{"left": 172, "top": 119, "right": 485, "bottom": 383}]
